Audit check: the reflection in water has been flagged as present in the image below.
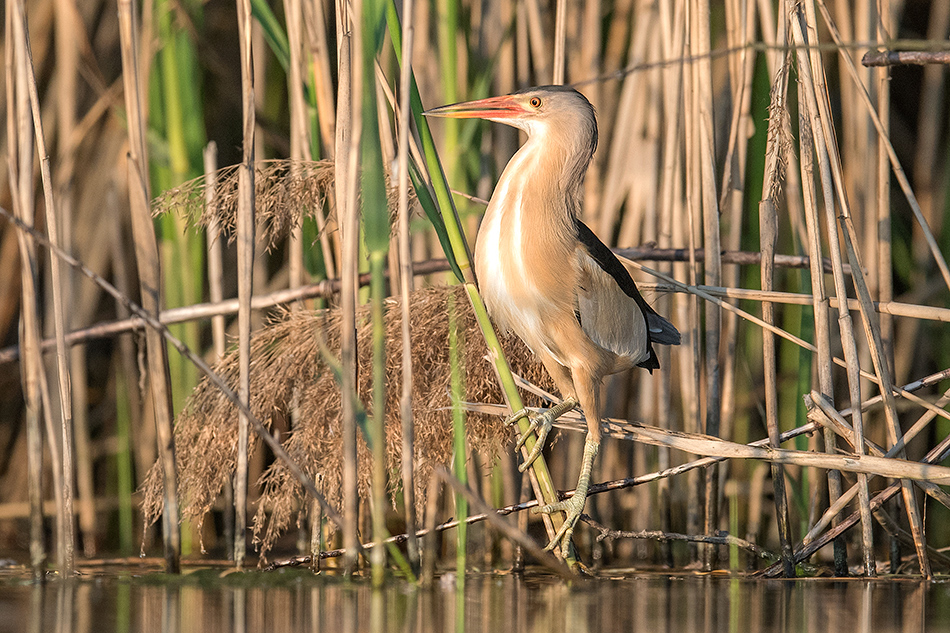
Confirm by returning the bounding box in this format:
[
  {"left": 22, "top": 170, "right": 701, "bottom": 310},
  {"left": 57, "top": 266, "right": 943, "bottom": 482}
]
[{"left": 0, "top": 571, "right": 947, "bottom": 633}]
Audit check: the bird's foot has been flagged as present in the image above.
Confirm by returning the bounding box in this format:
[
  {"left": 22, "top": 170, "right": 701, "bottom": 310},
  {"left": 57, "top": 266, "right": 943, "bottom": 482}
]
[
  {"left": 533, "top": 437, "right": 600, "bottom": 559},
  {"left": 506, "top": 396, "right": 578, "bottom": 472},
  {"left": 534, "top": 492, "right": 587, "bottom": 560}
]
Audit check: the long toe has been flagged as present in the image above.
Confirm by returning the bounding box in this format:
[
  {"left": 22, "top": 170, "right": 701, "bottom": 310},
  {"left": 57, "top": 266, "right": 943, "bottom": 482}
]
[
  {"left": 518, "top": 411, "right": 555, "bottom": 471},
  {"left": 535, "top": 494, "right": 587, "bottom": 557},
  {"left": 511, "top": 398, "right": 579, "bottom": 471}
]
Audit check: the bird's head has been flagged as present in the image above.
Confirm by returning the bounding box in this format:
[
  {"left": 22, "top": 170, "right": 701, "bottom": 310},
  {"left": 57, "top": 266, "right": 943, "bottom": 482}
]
[{"left": 424, "top": 86, "right": 597, "bottom": 149}]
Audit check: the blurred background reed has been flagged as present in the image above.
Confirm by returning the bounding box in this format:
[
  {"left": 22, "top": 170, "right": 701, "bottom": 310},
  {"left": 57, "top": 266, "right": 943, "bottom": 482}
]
[{"left": 1, "top": 0, "right": 949, "bottom": 577}]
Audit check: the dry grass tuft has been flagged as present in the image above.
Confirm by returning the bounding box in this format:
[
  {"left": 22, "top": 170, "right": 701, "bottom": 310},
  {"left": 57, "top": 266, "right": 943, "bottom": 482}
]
[{"left": 140, "top": 285, "right": 553, "bottom": 556}]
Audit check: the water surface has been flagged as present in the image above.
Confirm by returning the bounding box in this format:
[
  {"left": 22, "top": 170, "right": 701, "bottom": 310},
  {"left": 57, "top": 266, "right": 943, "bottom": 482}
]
[{"left": 1, "top": 565, "right": 947, "bottom": 633}]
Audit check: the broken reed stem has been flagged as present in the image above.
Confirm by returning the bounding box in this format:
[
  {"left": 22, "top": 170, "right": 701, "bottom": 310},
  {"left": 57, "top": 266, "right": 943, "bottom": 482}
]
[
  {"left": 764, "top": 425, "right": 950, "bottom": 577},
  {"left": 861, "top": 50, "right": 950, "bottom": 67},
  {"left": 806, "top": 391, "right": 950, "bottom": 511},
  {"left": 13, "top": 0, "right": 76, "bottom": 575},
  {"left": 0, "top": 204, "right": 351, "bottom": 541},
  {"left": 395, "top": 0, "right": 419, "bottom": 570},
  {"left": 585, "top": 517, "right": 778, "bottom": 563}
]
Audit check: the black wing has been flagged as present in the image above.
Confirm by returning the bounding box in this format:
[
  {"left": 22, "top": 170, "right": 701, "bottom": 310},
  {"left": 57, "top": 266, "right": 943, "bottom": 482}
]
[{"left": 574, "top": 220, "right": 680, "bottom": 370}]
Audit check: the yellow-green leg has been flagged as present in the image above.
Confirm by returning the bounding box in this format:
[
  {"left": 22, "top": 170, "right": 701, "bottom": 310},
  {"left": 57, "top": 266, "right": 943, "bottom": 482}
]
[{"left": 534, "top": 436, "right": 599, "bottom": 559}]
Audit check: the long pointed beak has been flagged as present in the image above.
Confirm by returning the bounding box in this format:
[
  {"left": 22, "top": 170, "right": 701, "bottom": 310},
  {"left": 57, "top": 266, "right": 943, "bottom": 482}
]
[{"left": 423, "top": 94, "right": 526, "bottom": 119}]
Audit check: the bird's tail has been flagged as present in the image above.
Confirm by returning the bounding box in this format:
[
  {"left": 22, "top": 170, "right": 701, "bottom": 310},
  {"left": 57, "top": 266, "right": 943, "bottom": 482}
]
[{"left": 647, "top": 312, "right": 681, "bottom": 346}]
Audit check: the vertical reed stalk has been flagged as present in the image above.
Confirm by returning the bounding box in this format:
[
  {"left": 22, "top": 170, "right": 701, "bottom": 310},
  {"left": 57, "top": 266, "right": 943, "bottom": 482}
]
[
  {"left": 233, "top": 0, "right": 256, "bottom": 570},
  {"left": 118, "top": 0, "right": 181, "bottom": 573},
  {"left": 448, "top": 294, "right": 468, "bottom": 575},
  {"left": 301, "top": 0, "right": 339, "bottom": 276},
  {"left": 5, "top": 10, "right": 46, "bottom": 573},
  {"left": 552, "top": 0, "right": 566, "bottom": 84},
  {"left": 874, "top": 0, "right": 894, "bottom": 366},
  {"left": 717, "top": 0, "right": 755, "bottom": 488},
  {"left": 286, "top": 0, "right": 309, "bottom": 292},
  {"left": 356, "top": 0, "right": 390, "bottom": 586},
  {"left": 395, "top": 0, "right": 420, "bottom": 570},
  {"left": 336, "top": 0, "right": 362, "bottom": 575},
  {"left": 807, "top": 0, "right": 931, "bottom": 576},
  {"left": 54, "top": 0, "right": 98, "bottom": 559},
  {"left": 690, "top": 0, "right": 723, "bottom": 568},
  {"left": 758, "top": 51, "right": 795, "bottom": 576},
  {"left": 203, "top": 142, "right": 233, "bottom": 555},
  {"left": 790, "top": 7, "right": 874, "bottom": 575},
  {"left": 797, "top": 79, "right": 847, "bottom": 575},
  {"left": 285, "top": 0, "right": 311, "bottom": 559},
  {"left": 13, "top": 0, "right": 76, "bottom": 575}
]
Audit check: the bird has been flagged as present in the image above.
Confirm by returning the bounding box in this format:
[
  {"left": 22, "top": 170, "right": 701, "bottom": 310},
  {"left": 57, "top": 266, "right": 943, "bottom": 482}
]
[{"left": 424, "top": 86, "right": 680, "bottom": 560}]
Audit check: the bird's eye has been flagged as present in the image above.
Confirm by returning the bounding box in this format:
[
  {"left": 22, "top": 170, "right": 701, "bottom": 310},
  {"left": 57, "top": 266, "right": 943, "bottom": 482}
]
[{"left": 529, "top": 96, "right": 542, "bottom": 109}]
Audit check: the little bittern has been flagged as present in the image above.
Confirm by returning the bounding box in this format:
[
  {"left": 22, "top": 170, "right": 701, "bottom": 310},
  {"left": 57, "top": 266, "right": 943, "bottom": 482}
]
[{"left": 425, "top": 86, "right": 680, "bottom": 559}]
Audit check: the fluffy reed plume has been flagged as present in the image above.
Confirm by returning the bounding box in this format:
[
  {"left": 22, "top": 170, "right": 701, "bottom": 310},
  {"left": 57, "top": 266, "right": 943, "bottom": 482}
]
[
  {"left": 140, "top": 285, "right": 554, "bottom": 556},
  {"left": 152, "top": 159, "right": 336, "bottom": 248}
]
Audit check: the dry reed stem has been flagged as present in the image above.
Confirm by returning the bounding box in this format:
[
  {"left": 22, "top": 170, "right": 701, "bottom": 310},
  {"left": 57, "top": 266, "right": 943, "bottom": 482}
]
[
  {"left": 808, "top": 1, "right": 930, "bottom": 576},
  {"left": 203, "top": 142, "right": 233, "bottom": 554},
  {"left": 5, "top": 7, "right": 47, "bottom": 571},
  {"left": 13, "top": 0, "right": 76, "bottom": 574},
  {"left": 463, "top": 404, "right": 950, "bottom": 486},
  {"left": 395, "top": 0, "right": 419, "bottom": 568},
  {"left": 233, "top": 0, "right": 256, "bottom": 569},
  {"left": 806, "top": 392, "right": 950, "bottom": 512},
  {"left": 138, "top": 285, "right": 553, "bottom": 559},
  {"left": 797, "top": 65, "right": 846, "bottom": 573},
  {"left": 552, "top": 0, "right": 566, "bottom": 84},
  {"left": 688, "top": 0, "right": 724, "bottom": 569},
  {"left": 758, "top": 43, "right": 794, "bottom": 576},
  {"left": 336, "top": 0, "right": 362, "bottom": 573},
  {"left": 119, "top": 0, "right": 182, "bottom": 573},
  {"left": 791, "top": 6, "right": 875, "bottom": 573},
  {"left": 862, "top": 50, "right": 950, "bottom": 67}
]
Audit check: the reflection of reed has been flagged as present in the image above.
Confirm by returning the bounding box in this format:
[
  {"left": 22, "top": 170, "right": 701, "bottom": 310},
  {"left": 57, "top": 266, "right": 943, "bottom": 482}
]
[
  {"left": 3, "top": 0, "right": 950, "bottom": 578},
  {"left": 21, "top": 573, "right": 940, "bottom": 633}
]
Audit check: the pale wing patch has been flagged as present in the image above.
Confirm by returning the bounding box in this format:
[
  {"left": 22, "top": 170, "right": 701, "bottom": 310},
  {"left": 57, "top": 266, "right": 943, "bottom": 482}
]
[{"left": 576, "top": 251, "right": 649, "bottom": 364}]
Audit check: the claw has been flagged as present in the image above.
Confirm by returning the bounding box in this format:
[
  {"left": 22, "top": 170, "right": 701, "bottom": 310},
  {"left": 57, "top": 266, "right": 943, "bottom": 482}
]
[
  {"left": 535, "top": 495, "right": 587, "bottom": 559},
  {"left": 507, "top": 397, "right": 578, "bottom": 472}
]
